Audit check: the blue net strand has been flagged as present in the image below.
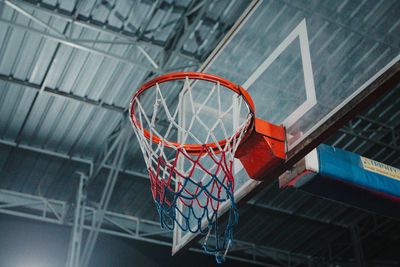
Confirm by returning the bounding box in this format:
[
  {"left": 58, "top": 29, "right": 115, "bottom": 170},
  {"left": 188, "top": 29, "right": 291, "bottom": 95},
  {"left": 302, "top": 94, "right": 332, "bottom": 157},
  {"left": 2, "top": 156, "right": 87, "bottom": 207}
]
[
  {"left": 202, "top": 190, "right": 238, "bottom": 264},
  {"left": 149, "top": 147, "right": 239, "bottom": 263}
]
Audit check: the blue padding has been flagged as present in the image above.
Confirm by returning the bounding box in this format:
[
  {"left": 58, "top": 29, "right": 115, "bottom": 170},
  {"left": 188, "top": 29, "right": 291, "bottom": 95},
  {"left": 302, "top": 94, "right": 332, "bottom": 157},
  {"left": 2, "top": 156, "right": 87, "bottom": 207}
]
[
  {"left": 291, "top": 145, "right": 400, "bottom": 219},
  {"left": 317, "top": 144, "right": 400, "bottom": 198}
]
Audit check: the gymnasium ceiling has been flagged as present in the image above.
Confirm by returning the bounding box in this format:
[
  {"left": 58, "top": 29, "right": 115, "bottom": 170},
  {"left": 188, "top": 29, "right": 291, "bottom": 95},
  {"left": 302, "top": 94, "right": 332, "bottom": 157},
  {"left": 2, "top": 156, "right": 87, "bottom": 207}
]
[{"left": 0, "top": 0, "right": 399, "bottom": 266}]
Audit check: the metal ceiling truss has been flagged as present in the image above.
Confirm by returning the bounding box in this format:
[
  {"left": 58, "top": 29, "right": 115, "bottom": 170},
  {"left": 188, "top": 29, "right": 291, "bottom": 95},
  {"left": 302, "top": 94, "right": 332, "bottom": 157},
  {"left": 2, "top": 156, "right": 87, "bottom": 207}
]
[
  {"left": 3, "top": 0, "right": 204, "bottom": 69},
  {"left": 79, "top": 122, "right": 130, "bottom": 267},
  {"left": 321, "top": 216, "right": 394, "bottom": 266},
  {"left": 0, "top": 130, "right": 356, "bottom": 265},
  {"left": 296, "top": 210, "right": 393, "bottom": 266},
  {"left": 1, "top": 121, "right": 393, "bottom": 266},
  {"left": 10, "top": 0, "right": 184, "bottom": 48},
  {"left": 161, "top": 0, "right": 209, "bottom": 70},
  {"left": 0, "top": 136, "right": 148, "bottom": 179},
  {"left": 2, "top": 0, "right": 161, "bottom": 72},
  {"left": 1, "top": 125, "right": 392, "bottom": 266},
  {"left": 0, "top": 0, "right": 216, "bottom": 113},
  {"left": 248, "top": 201, "right": 349, "bottom": 229},
  {"left": 338, "top": 113, "right": 400, "bottom": 163},
  {"left": 0, "top": 189, "right": 170, "bottom": 243},
  {"left": 332, "top": 86, "right": 400, "bottom": 161},
  {"left": 339, "top": 127, "right": 400, "bottom": 153},
  {"left": 0, "top": 73, "right": 125, "bottom": 113},
  {"left": 0, "top": 127, "right": 375, "bottom": 266},
  {"left": 0, "top": 188, "right": 66, "bottom": 224},
  {"left": 88, "top": 119, "right": 129, "bottom": 182},
  {"left": 0, "top": 188, "right": 313, "bottom": 266}
]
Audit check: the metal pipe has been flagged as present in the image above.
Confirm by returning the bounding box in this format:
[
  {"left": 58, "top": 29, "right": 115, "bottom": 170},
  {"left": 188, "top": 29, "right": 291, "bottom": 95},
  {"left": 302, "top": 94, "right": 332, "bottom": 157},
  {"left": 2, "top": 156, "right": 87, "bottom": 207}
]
[
  {"left": 5, "top": 0, "right": 65, "bottom": 37},
  {"left": 248, "top": 201, "right": 349, "bottom": 228},
  {"left": 339, "top": 128, "right": 400, "bottom": 152},
  {"left": 0, "top": 18, "right": 160, "bottom": 72},
  {"left": 66, "top": 174, "right": 87, "bottom": 267},
  {"left": 0, "top": 73, "right": 125, "bottom": 113},
  {"left": 7, "top": 0, "right": 164, "bottom": 51},
  {"left": 0, "top": 138, "right": 148, "bottom": 179},
  {"left": 5, "top": 0, "right": 161, "bottom": 71}
]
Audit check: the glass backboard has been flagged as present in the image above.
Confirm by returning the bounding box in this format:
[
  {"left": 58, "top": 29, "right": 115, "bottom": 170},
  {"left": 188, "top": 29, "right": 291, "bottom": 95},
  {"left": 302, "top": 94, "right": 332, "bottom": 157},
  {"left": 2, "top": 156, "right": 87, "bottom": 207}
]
[{"left": 172, "top": 0, "right": 400, "bottom": 255}]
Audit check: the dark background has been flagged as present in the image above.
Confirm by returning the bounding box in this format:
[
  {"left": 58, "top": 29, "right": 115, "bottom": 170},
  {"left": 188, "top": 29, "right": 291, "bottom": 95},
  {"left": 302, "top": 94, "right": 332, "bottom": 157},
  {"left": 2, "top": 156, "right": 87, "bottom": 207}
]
[{"left": 0, "top": 214, "right": 250, "bottom": 267}]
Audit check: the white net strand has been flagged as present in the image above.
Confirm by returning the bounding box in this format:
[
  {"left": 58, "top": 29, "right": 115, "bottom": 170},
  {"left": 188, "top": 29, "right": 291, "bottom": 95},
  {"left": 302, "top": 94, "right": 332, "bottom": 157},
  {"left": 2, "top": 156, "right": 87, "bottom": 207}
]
[{"left": 181, "top": 78, "right": 217, "bottom": 147}]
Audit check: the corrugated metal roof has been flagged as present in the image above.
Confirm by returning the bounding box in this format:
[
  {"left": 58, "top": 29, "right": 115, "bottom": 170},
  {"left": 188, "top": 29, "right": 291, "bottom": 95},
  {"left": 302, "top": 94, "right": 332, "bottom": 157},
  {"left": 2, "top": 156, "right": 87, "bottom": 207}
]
[{"left": 0, "top": 0, "right": 399, "bottom": 265}]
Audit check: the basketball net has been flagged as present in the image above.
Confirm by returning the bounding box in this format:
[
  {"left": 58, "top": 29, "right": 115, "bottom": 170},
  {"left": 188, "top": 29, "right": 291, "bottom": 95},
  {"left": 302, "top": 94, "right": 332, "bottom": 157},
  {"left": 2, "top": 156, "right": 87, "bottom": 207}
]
[{"left": 130, "top": 73, "right": 253, "bottom": 262}]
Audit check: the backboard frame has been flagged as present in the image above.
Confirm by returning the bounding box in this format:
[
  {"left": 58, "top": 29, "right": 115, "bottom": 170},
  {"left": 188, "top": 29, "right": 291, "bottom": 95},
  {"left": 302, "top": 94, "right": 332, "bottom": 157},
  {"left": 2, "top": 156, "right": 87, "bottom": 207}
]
[{"left": 172, "top": 0, "right": 400, "bottom": 255}]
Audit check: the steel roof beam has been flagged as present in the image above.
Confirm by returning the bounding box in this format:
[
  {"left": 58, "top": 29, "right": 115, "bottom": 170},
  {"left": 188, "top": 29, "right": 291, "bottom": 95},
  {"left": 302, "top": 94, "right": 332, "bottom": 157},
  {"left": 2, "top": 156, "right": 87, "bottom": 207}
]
[
  {"left": 0, "top": 74, "right": 176, "bottom": 128},
  {"left": 356, "top": 115, "right": 395, "bottom": 130},
  {"left": 248, "top": 189, "right": 350, "bottom": 229},
  {"left": 162, "top": 0, "right": 209, "bottom": 70},
  {"left": 5, "top": 0, "right": 161, "bottom": 70},
  {"left": 88, "top": 123, "right": 127, "bottom": 184},
  {"left": 334, "top": 84, "right": 400, "bottom": 156},
  {"left": 66, "top": 174, "right": 87, "bottom": 267},
  {"left": 339, "top": 128, "right": 400, "bottom": 153},
  {"left": 0, "top": 16, "right": 160, "bottom": 73},
  {"left": 248, "top": 201, "right": 349, "bottom": 228},
  {"left": 0, "top": 74, "right": 125, "bottom": 113},
  {"left": 0, "top": 138, "right": 148, "bottom": 180},
  {"left": 10, "top": 0, "right": 199, "bottom": 63},
  {"left": 326, "top": 218, "right": 392, "bottom": 264}
]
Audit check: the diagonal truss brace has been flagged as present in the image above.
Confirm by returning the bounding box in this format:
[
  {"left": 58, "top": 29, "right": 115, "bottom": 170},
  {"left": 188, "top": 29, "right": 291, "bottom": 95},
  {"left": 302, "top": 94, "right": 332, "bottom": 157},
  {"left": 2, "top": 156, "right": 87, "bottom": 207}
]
[
  {"left": 8, "top": 0, "right": 198, "bottom": 64},
  {"left": 0, "top": 189, "right": 67, "bottom": 224},
  {"left": 2, "top": 0, "right": 161, "bottom": 72},
  {"left": 79, "top": 122, "right": 131, "bottom": 267}
]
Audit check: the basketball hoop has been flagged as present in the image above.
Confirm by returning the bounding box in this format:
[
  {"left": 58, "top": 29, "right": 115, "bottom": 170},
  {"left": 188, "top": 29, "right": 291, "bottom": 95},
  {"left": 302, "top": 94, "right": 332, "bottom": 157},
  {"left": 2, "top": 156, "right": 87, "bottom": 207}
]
[{"left": 129, "top": 72, "right": 285, "bottom": 262}]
